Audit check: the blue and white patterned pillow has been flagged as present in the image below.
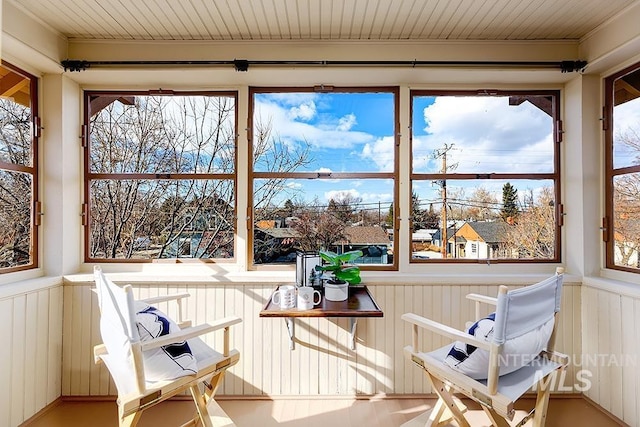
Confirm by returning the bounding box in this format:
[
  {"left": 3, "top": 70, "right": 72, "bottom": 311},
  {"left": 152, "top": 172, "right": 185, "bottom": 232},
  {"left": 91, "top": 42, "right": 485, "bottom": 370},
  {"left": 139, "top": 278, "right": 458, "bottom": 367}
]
[
  {"left": 135, "top": 302, "right": 198, "bottom": 382},
  {"left": 444, "top": 312, "right": 554, "bottom": 380}
]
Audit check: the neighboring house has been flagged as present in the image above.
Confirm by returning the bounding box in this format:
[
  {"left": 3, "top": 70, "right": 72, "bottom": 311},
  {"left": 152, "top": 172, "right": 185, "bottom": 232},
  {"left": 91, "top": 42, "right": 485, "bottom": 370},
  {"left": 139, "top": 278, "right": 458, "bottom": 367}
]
[
  {"left": 454, "top": 221, "right": 509, "bottom": 260},
  {"left": 431, "top": 227, "right": 456, "bottom": 250},
  {"left": 255, "top": 221, "right": 392, "bottom": 264},
  {"left": 254, "top": 223, "right": 297, "bottom": 263},
  {"left": 613, "top": 230, "right": 639, "bottom": 268},
  {"left": 162, "top": 199, "right": 235, "bottom": 258},
  {"left": 336, "top": 225, "right": 391, "bottom": 264},
  {"left": 411, "top": 229, "right": 435, "bottom": 251}
]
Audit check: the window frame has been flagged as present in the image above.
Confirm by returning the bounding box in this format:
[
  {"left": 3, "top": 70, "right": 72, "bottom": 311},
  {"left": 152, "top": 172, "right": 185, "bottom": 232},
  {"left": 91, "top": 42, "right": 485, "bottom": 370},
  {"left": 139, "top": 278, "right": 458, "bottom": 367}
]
[
  {"left": 409, "top": 89, "right": 563, "bottom": 264},
  {"left": 248, "top": 86, "right": 400, "bottom": 271},
  {"left": 604, "top": 63, "right": 640, "bottom": 273},
  {"left": 0, "top": 61, "right": 39, "bottom": 274},
  {"left": 82, "top": 90, "right": 239, "bottom": 264}
]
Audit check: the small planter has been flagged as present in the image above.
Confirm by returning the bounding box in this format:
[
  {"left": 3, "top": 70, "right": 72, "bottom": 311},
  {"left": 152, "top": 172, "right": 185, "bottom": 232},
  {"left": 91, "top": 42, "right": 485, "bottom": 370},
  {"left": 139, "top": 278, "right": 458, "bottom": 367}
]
[{"left": 324, "top": 280, "right": 349, "bottom": 301}]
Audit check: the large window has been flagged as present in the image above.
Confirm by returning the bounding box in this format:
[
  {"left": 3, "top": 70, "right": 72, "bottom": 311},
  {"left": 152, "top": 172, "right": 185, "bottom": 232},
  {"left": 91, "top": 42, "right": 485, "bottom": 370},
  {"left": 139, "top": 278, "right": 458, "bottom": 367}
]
[
  {"left": 0, "top": 62, "right": 39, "bottom": 273},
  {"left": 605, "top": 64, "right": 640, "bottom": 272},
  {"left": 249, "top": 87, "right": 398, "bottom": 269},
  {"left": 410, "top": 90, "right": 561, "bottom": 263},
  {"left": 84, "top": 91, "right": 237, "bottom": 262}
]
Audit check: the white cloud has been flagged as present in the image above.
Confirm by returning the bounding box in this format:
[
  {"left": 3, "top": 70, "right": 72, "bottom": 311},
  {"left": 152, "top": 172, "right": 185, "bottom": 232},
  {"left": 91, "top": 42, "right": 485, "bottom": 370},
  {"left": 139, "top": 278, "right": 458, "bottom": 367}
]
[
  {"left": 614, "top": 99, "right": 640, "bottom": 133},
  {"left": 337, "top": 113, "right": 356, "bottom": 131},
  {"left": 361, "top": 136, "right": 395, "bottom": 172},
  {"left": 286, "top": 181, "right": 303, "bottom": 190},
  {"left": 416, "top": 97, "right": 554, "bottom": 173},
  {"left": 613, "top": 99, "right": 640, "bottom": 166},
  {"left": 322, "top": 188, "right": 392, "bottom": 205},
  {"left": 255, "top": 98, "right": 375, "bottom": 151},
  {"left": 324, "top": 189, "right": 360, "bottom": 201},
  {"left": 289, "top": 101, "right": 316, "bottom": 121},
  {"left": 359, "top": 192, "right": 393, "bottom": 203}
]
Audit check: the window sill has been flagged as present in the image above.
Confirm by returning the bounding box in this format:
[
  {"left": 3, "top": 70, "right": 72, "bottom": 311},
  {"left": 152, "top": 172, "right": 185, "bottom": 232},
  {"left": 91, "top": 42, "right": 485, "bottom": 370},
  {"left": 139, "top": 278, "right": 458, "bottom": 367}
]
[
  {"left": 583, "top": 275, "right": 640, "bottom": 299},
  {"left": 0, "top": 274, "right": 62, "bottom": 299},
  {"left": 64, "top": 269, "right": 295, "bottom": 285},
  {"left": 63, "top": 266, "right": 579, "bottom": 287}
]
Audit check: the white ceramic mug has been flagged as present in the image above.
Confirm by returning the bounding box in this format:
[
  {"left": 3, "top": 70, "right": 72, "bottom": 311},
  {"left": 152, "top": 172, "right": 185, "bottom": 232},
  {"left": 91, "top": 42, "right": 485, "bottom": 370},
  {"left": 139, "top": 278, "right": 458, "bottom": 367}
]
[
  {"left": 272, "top": 285, "right": 296, "bottom": 309},
  {"left": 297, "top": 286, "right": 322, "bottom": 310}
]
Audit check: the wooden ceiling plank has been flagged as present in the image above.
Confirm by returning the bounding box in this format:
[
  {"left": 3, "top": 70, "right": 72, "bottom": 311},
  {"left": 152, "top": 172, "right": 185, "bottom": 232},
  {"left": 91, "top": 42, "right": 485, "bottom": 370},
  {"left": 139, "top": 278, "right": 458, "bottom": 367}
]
[
  {"left": 0, "top": 74, "right": 28, "bottom": 98},
  {"left": 468, "top": 0, "right": 518, "bottom": 39},
  {"left": 11, "top": 0, "right": 638, "bottom": 41},
  {"left": 222, "top": 0, "right": 253, "bottom": 40},
  {"left": 421, "top": 0, "right": 452, "bottom": 39},
  {"left": 401, "top": 0, "right": 432, "bottom": 39},
  {"left": 124, "top": 1, "right": 167, "bottom": 40},
  {"left": 11, "top": 92, "right": 31, "bottom": 108}
]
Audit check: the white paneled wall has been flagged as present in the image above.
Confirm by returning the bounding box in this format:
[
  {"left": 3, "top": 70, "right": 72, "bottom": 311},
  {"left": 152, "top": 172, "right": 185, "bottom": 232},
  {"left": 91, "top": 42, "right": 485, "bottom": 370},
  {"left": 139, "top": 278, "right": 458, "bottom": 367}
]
[
  {"left": 62, "top": 279, "right": 581, "bottom": 398},
  {"left": 0, "top": 283, "right": 63, "bottom": 427},
  {"left": 582, "top": 284, "right": 640, "bottom": 427}
]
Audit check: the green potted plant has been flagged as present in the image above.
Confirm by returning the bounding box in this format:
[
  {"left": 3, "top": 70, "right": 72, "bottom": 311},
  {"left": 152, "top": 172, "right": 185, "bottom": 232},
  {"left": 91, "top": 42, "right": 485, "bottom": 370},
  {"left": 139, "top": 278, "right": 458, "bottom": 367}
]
[{"left": 315, "top": 249, "right": 363, "bottom": 301}]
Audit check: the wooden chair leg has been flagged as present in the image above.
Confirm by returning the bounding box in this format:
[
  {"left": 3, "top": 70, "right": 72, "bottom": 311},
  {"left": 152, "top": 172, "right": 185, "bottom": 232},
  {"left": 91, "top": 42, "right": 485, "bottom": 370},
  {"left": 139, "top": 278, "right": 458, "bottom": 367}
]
[
  {"left": 481, "top": 406, "right": 511, "bottom": 427},
  {"left": 188, "top": 372, "right": 236, "bottom": 427},
  {"left": 119, "top": 410, "right": 142, "bottom": 427},
  {"left": 204, "top": 371, "right": 224, "bottom": 401},
  {"left": 189, "top": 385, "right": 213, "bottom": 427},
  {"left": 532, "top": 375, "right": 553, "bottom": 427},
  {"left": 185, "top": 371, "right": 226, "bottom": 427},
  {"left": 429, "top": 398, "right": 448, "bottom": 426},
  {"left": 191, "top": 384, "right": 214, "bottom": 427},
  {"left": 425, "top": 394, "right": 471, "bottom": 427},
  {"left": 428, "top": 375, "right": 471, "bottom": 427}
]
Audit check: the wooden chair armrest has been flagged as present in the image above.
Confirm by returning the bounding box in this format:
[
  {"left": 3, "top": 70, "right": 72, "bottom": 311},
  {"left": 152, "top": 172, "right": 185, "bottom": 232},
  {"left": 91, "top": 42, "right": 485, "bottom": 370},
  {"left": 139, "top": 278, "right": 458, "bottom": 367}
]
[
  {"left": 140, "top": 316, "right": 242, "bottom": 352},
  {"left": 139, "top": 293, "right": 192, "bottom": 326},
  {"left": 466, "top": 293, "right": 497, "bottom": 320},
  {"left": 139, "top": 293, "right": 190, "bottom": 305},
  {"left": 94, "top": 344, "right": 107, "bottom": 364},
  {"left": 465, "top": 293, "right": 497, "bottom": 305},
  {"left": 401, "top": 313, "right": 491, "bottom": 352},
  {"left": 176, "top": 320, "right": 192, "bottom": 329}
]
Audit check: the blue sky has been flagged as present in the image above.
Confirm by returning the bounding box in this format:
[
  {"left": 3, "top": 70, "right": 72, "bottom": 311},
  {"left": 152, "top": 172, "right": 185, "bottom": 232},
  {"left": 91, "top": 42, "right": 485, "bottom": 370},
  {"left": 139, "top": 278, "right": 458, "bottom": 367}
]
[
  {"left": 254, "top": 91, "right": 396, "bottom": 210},
  {"left": 613, "top": 97, "right": 640, "bottom": 169},
  {"left": 253, "top": 91, "right": 556, "bottom": 210}
]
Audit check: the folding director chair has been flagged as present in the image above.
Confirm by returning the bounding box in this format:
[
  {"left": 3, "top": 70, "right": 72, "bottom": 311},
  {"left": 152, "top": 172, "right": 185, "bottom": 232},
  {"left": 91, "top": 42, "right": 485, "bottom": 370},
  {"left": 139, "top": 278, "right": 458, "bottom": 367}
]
[
  {"left": 93, "top": 266, "right": 242, "bottom": 427},
  {"left": 402, "top": 268, "right": 568, "bottom": 427}
]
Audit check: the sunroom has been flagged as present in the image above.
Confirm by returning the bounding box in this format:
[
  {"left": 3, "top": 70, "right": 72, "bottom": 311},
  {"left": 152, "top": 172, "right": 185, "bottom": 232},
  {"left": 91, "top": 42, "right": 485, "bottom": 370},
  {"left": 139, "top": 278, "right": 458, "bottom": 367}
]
[{"left": 1, "top": 1, "right": 639, "bottom": 426}]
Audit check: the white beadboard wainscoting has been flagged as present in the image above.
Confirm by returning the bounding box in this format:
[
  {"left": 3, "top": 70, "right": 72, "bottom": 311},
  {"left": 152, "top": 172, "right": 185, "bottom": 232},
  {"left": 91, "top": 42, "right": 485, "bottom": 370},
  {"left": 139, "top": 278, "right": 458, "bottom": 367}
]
[
  {"left": 60, "top": 279, "right": 583, "bottom": 398},
  {"left": 0, "top": 280, "right": 63, "bottom": 427},
  {"left": 582, "top": 280, "right": 640, "bottom": 427}
]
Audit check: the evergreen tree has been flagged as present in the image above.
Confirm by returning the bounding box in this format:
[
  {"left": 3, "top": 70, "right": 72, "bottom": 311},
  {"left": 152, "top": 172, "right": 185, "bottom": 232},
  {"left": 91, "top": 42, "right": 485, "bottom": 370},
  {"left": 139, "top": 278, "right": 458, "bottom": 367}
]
[
  {"left": 411, "top": 191, "right": 425, "bottom": 231},
  {"left": 424, "top": 203, "right": 440, "bottom": 229},
  {"left": 386, "top": 202, "right": 394, "bottom": 226},
  {"left": 283, "top": 199, "right": 296, "bottom": 217},
  {"left": 501, "top": 182, "right": 519, "bottom": 222}
]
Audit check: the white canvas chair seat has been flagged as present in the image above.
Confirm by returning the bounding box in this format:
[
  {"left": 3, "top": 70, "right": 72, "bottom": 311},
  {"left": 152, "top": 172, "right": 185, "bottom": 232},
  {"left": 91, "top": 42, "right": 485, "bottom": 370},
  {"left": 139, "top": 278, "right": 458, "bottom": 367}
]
[
  {"left": 411, "top": 345, "right": 565, "bottom": 420},
  {"left": 402, "top": 268, "right": 568, "bottom": 427},
  {"left": 93, "top": 266, "right": 242, "bottom": 427}
]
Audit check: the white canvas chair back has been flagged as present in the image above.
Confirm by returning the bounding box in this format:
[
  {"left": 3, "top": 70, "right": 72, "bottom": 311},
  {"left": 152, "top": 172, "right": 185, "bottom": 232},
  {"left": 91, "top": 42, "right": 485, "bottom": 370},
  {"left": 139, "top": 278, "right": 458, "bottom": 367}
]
[
  {"left": 93, "top": 266, "right": 242, "bottom": 427},
  {"left": 493, "top": 272, "right": 563, "bottom": 346},
  {"left": 94, "top": 265, "right": 143, "bottom": 397},
  {"left": 401, "top": 269, "right": 568, "bottom": 427}
]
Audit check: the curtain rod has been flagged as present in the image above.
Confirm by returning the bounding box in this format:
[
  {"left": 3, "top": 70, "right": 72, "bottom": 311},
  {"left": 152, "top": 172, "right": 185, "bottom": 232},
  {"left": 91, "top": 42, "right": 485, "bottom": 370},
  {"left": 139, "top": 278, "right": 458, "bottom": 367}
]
[{"left": 61, "top": 59, "right": 587, "bottom": 73}]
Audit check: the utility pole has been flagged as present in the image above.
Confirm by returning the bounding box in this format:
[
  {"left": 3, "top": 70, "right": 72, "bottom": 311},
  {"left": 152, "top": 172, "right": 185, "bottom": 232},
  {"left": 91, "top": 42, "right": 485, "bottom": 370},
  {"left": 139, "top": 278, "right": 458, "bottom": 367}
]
[{"left": 433, "top": 144, "right": 455, "bottom": 258}]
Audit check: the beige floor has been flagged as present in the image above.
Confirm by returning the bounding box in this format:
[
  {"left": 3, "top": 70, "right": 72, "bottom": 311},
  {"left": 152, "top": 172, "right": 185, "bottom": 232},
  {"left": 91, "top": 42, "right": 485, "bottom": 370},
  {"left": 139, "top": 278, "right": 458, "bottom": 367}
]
[{"left": 23, "top": 396, "right": 625, "bottom": 427}]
